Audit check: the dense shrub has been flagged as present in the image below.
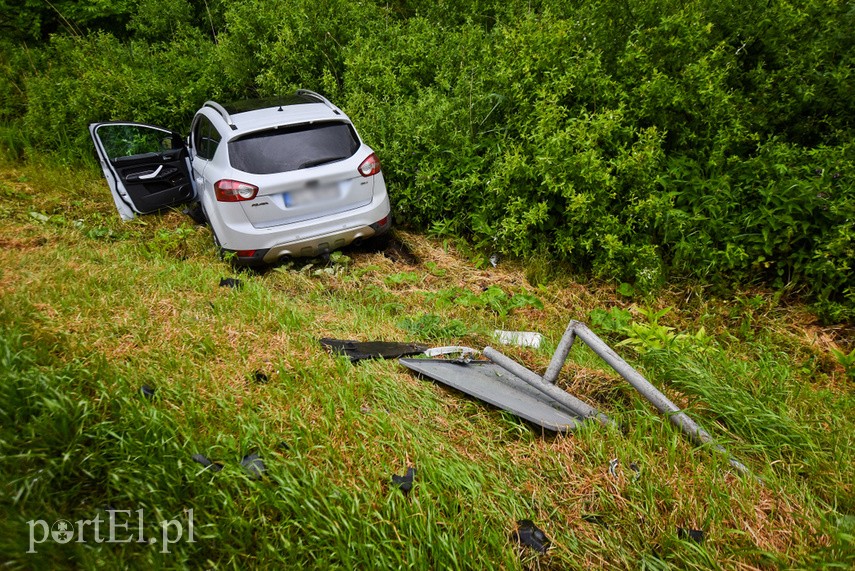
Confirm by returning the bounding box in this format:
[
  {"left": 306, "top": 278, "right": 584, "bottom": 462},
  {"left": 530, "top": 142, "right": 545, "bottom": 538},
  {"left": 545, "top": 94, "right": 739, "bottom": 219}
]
[
  {"left": 1, "top": 0, "right": 852, "bottom": 319},
  {"left": 21, "top": 31, "right": 216, "bottom": 158}
]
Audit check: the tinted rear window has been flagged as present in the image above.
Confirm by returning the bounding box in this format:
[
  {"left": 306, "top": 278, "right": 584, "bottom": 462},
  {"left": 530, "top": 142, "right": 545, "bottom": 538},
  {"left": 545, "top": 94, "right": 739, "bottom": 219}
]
[{"left": 228, "top": 122, "right": 360, "bottom": 174}]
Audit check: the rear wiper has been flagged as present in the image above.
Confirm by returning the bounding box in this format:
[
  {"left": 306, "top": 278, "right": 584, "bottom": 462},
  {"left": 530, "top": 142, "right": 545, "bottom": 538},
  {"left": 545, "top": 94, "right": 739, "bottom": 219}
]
[{"left": 297, "top": 156, "right": 346, "bottom": 169}]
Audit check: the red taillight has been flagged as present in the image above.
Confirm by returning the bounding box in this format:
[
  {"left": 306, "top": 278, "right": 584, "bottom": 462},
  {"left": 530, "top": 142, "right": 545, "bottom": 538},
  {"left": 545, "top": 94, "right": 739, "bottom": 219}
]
[
  {"left": 235, "top": 250, "right": 257, "bottom": 258},
  {"left": 215, "top": 180, "right": 258, "bottom": 202},
  {"left": 358, "top": 153, "right": 381, "bottom": 177}
]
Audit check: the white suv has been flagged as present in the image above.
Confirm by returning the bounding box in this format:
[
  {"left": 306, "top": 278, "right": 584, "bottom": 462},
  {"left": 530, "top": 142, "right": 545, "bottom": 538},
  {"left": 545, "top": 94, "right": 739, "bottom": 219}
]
[{"left": 89, "top": 90, "right": 391, "bottom": 266}]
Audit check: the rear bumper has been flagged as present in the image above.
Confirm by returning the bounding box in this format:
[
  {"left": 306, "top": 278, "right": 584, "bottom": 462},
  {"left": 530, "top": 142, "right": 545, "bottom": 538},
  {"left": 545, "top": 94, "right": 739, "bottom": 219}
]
[
  {"left": 225, "top": 212, "right": 392, "bottom": 265},
  {"left": 211, "top": 193, "right": 390, "bottom": 264},
  {"left": 260, "top": 214, "right": 390, "bottom": 262}
]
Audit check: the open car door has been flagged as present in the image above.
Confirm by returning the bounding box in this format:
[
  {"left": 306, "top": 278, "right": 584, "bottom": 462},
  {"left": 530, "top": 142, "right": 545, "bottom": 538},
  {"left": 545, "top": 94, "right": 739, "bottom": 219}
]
[{"left": 89, "top": 122, "right": 196, "bottom": 220}]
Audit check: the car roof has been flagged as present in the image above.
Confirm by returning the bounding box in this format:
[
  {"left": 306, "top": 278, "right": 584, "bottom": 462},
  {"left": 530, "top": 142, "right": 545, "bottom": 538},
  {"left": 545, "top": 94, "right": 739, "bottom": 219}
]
[
  {"left": 223, "top": 93, "right": 319, "bottom": 114},
  {"left": 201, "top": 91, "right": 347, "bottom": 135}
]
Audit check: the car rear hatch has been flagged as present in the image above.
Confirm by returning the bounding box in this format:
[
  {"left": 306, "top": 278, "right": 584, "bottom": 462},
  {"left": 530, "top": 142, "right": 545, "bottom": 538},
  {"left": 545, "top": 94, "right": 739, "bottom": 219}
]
[{"left": 228, "top": 121, "right": 375, "bottom": 229}]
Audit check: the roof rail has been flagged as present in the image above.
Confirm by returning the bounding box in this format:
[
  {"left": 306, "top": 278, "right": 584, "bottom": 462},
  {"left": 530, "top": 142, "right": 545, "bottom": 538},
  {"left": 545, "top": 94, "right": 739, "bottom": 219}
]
[
  {"left": 295, "top": 89, "right": 341, "bottom": 115},
  {"left": 203, "top": 101, "right": 238, "bottom": 130}
]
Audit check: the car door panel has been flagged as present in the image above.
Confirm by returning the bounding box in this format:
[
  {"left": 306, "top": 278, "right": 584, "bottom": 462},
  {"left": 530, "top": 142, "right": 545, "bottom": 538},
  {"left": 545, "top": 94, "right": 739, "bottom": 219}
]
[{"left": 89, "top": 123, "right": 195, "bottom": 220}]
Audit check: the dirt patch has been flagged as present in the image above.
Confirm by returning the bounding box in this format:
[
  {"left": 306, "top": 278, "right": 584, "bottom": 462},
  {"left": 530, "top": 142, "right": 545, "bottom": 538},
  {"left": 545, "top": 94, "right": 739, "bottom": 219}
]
[
  {"left": 381, "top": 237, "right": 419, "bottom": 265},
  {"left": 348, "top": 232, "right": 420, "bottom": 265}
]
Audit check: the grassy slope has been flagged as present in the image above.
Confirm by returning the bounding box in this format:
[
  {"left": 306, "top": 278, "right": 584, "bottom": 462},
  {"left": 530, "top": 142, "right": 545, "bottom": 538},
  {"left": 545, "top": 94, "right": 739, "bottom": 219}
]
[{"left": 0, "top": 161, "right": 852, "bottom": 569}]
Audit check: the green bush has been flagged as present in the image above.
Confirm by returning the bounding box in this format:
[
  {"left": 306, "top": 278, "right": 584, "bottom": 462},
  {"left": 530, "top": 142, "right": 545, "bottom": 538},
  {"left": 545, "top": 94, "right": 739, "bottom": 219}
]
[{"left": 21, "top": 31, "right": 215, "bottom": 159}]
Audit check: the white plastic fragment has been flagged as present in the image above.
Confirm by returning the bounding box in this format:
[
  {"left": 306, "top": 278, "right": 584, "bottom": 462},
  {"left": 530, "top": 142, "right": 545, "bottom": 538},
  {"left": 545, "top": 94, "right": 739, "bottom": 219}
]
[{"left": 423, "top": 346, "right": 479, "bottom": 358}]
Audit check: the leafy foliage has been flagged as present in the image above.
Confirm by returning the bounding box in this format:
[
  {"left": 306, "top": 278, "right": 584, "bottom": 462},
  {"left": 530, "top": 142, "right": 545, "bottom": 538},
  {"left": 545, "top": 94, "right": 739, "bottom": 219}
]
[{"left": 430, "top": 286, "right": 544, "bottom": 317}]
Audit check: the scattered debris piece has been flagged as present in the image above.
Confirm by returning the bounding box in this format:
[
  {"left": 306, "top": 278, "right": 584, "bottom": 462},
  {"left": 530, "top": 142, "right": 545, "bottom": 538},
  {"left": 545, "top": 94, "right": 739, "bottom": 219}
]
[
  {"left": 494, "top": 330, "right": 543, "bottom": 349},
  {"left": 140, "top": 385, "right": 156, "bottom": 400},
  {"left": 320, "top": 338, "right": 428, "bottom": 362},
  {"left": 512, "top": 519, "right": 550, "bottom": 554},
  {"left": 677, "top": 528, "right": 705, "bottom": 543},
  {"left": 399, "top": 357, "right": 582, "bottom": 432},
  {"left": 241, "top": 453, "right": 266, "bottom": 480},
  {"left": 606, "top": 459, "right": 640, "bottom": 481},
  {"left": 422, "top": 346, "right": 478, "bottom": 358},
  {"left": 391, "top": 467, "right": 415, "bottom": 494},
  {"left": 219, "top": 277, "right": 243, "bottom": 289},
  {"left": 191, "top": 454, "right": 224, "bottom": 472},
  {"left": 253, "top": 371, "right": 269, "bottom": 384},
  {"left": 608, "top": 458, "right": 620, "bottom": 478},
  {"left": 629, "top": 462, "right": 641, "bottom": 482},
  {"left": 489, "top": 254, "right": 500, "bottom": 267},
  {"left": 277, "top": 441, "right": 290, "bottom": 452}
]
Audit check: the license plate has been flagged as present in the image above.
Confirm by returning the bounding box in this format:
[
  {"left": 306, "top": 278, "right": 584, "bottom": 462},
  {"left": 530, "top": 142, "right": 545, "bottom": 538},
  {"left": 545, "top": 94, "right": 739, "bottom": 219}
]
[{"left": 284, "top": 186, "right": 339, "bottom": 207}]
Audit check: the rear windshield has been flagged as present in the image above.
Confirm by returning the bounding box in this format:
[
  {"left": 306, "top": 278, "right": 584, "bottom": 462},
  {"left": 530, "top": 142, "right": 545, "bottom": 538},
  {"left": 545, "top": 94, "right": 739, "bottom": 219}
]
[{"left": 228, "top": 122, "right": 360, "bottom": 174}]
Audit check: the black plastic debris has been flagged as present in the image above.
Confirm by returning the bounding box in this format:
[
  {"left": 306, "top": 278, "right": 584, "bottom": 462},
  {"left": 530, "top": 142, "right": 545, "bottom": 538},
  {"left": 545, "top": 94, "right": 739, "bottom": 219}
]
[
  {"left": 241, "top": 453, "right": 266, "bottom": 480},
  {"left": 391, "top": 467, "right": 415, "bottom": 494},
  {"left": 677, "top": 527, "right": 705, "bottom": 543},
  {"left": 629, "top": 462, "right": 641, "bottom": 482},
  {"left": 191, "top": 454, "right": 224, "bottom": 472},
  {"left": 277, "top": 441, "right": 290, "bottom": 452},
  {"left": 141, "top": 385, "right": 156, "bottom": 400},
  {"left": 219, "top": 277, "right": 243, "bottom": 289},
  {"left": 253, "top": 371, "right": 269, "bottom": 384},
  {"left": 320, "top": 338, "right": 428, "bottom": 362},
  {"left": 512, "top": 519, "right": 550, "bottom": 554}
]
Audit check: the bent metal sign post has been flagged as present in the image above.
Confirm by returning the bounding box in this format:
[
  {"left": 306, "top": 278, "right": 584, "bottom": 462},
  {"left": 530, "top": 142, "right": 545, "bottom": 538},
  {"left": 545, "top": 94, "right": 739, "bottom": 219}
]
[{"left": 27, "top": 508, "right": 195, "bottom": 554}]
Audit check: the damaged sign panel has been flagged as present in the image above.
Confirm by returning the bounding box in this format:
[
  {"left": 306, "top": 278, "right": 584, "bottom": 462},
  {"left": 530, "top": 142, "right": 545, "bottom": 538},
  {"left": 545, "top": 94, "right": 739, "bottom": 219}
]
[{"left": 398, "top": 358, "right": 581, "bottom": 433}]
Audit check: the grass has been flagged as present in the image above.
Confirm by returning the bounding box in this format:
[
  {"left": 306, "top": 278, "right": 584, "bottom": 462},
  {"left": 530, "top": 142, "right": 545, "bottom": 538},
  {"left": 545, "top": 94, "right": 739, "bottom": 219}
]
[{"left": 0, "top": 158, "right": 853, "bottom": 569}]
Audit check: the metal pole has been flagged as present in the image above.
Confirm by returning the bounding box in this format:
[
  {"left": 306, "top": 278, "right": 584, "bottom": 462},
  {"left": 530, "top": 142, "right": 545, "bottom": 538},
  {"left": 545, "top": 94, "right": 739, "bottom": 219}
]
[
  {"left": 570, "top": 321, "right": 753, "bottom": 477},
  {"left": 542, "top": 321, "right": 576, "bottom": 384},
  {"left": 483, "top": 346, "right": 612, "bottom": 426}
]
